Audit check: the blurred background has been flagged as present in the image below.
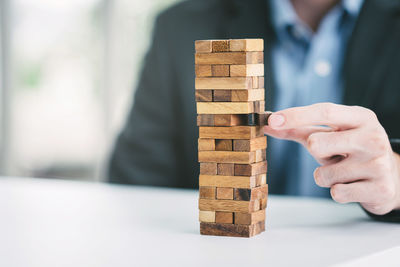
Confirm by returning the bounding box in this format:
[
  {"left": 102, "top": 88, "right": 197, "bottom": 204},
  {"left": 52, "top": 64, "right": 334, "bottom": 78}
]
[{"left": 0, "top": 0, "right": 181, "bottom": 181}]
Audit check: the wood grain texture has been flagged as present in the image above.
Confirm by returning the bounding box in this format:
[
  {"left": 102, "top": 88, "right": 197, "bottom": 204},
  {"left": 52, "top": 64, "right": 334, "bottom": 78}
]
[
  {"left": 217, "top": 163, "right": 234, "bottom": 175},
  {"left": 195, "top": 52, "right": 263, "bottom": 65},
  {"left": 200, "top": 162, "right": 217, "bottom": 175},
  {"left": 199, "top": 186, "right": 216, "bottom": 199},
  {"left": 255, "top": 149, "right": 267, "bottom": 162},
  {"left": 233, "top": 136, "right": 267, "bottom": 152},
  {"left": 230, "top": 64, "right": 264, "bottom": 77},
  {"left": 212, "top": 40, "right": 230, "bottom": 52},
  {"left": 200, "top": 220, "right": 265, "bottom": 237},
  {"left": 214, "top": 114, "right": 247, "bottom": 126},
  {"left": 198, "top": 138, "right": 215, "bottom": 151},
  {"left": 198, "top": 151, "right": 257, "bottom": 164},
  {"left": 234, "top": 209, "right": 266, "bottom": 225},
  {"left": 215, "top": 211, "right": 233, "bottom": 223},
  {"left": 234, "top": 184, "right": 268, "bottom": 201},
  {"left": 195, "top": 65, "right": 212, "bottom": 77},
  {"left": 216, "top": 187, "right": 234, "bottom": 200},
  {"left": 253, "top": 101, "right": 265, "bottom": 113},
  {"left": 213, "top": 90, "right": 232, "bottom": 102},
  {"left": 256, "top": 174, "right": 267, "bottom": 186},
  {"left": 199, "top": 210, "right": 215, "bottom": 223},
  {"left": 195, "top": 90, "right": 213, "bottom": 102},
  {"left": 234, "top": 161, "right": 268, "bottom": 176},
  {"left": 199, "top": 175, "right": 256, "bottom": 188},
  {"left": 195, "top": 40, "right": 213, "bottom": 53},
  {"left": 198, "top": 199, "right": 260, "bottom": 213},
  {"left": 197, "top": 114, "right": 214, "bottom": 126},
  {"left": 229, "top": 39, "right": 264, "bottom": 52},
  {"left": 211, "top": 65, "right": 230, "bottom": 76},
  {"left": 215, "top": 139, "right": 233, "bottom": 151},
  {"left": 197, "top": 102, "right": 254, "bottom": 114},
  {"left": 195, "top": 77, "right": 252, "bottom": 89},
  {"left": 231, "top": 89, "right": 264, "bottom": 102},
  {"left": 199, "top": 126, "right": 263, "bottom": 139}
]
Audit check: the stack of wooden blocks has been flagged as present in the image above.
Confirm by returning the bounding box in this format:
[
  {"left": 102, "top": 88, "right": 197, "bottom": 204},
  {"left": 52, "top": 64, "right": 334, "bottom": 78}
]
[{"left": 195, "top": 39, "right": 268, "bottom": 237}]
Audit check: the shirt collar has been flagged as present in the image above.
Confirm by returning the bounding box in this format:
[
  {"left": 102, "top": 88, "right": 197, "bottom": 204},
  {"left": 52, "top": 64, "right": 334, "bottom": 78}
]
[{"left": 270, "top": 0, "right": 365, "bottom": 34}]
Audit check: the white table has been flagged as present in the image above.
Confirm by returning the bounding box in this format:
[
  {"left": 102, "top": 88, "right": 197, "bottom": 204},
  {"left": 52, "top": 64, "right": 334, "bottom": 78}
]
[{"left": 0, "top": 177, "right": 399, "bottom": 267}]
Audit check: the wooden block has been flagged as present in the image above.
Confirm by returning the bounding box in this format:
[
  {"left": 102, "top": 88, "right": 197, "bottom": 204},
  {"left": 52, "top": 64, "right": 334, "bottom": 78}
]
[
  {"left": 198, "top": 138, "right": 215, "bottom": 151},
  {"left": 212, "top": 40, "right": 230, "bottom": 52},
  {"left": 200, "top": 162, "right": 217, "bottom": 175},
  {"left": 211, "top": 65, "right": 230, "bottom": 76},
  {"left": 230, "top": 64, "right": 264, "bottom": 77},
  {"left": 199, "top": 210, "right": 215, "bottom": 223},
  {"left": 260, "top": 198, "right": 267, "bottom": 209},
  {"left": 197, "top": 114, "right": 268, "bottom": 127},
  {"left": 254, "top": 112, "right": 271, "bottom": 126},
  {"left": 253, "top": 101, "right": 265, "bottom": 113},
  {"left": 200, "top": 221, "right": 265, "bottom": 237},
  {"left": 215, "top": 211, "right": 233, "bottom": 223},
  {"left": 195, "top": 40, "right": 212, "bottom": 53},
  {"left": 214, "top": 114, "right": 247, "bottom": 126},
  {"left": 195, "top": 77, "right": 252, "bottom": 89},
  {"left": 195, "top": 65, "right": 212, "bottom": 77},
  {"left": 197, "top": 114, "right": 214, "bottom": 126},
  {"left": 233, "top": 136, "right": 267, "bottom": 152},
  {"left": 255, "top": 149, "right": 267, "bottom": 162},
  {"left": 195, "top": 52, "right": 263, "bottom": 65},
  {"left": 216, "top": 187, "right": 234, "bottom": 199},
  {"left": 215, "top": 139, "right": 232, "bottom": 151},
  {"left": 234, "top": 209, "right": 266, "bottom": 225},
  {"left": 198, "top": 151, "right": 256, "bottom": 164},
  {"left": 197, "top": 102, "right": 254, "bottom": 114},
  {"left": 195, "top": 90, "right": 213, "bottom": 102},
  {"left": 199, "top": 199, "right": 260, "bottom": 213},
  {"left": 234, "top": 184, "right": 268, "bottom": 201},
  {"left": 256, "top": 174, "right": 267, "bottom": 186},
  {"left": 229, "top": 39, "right": 264, "bottom": 52},
  {"left": 235, "top": 161, "right": 267, "bottom": 176},
  {"left": 213, "top": 90, "right": 232, "bottom": 102},
  {"left": 213, "top": 89, "right": 264, "bottom": 102},
  {"left": 199, "top": 126, "right": 263, "bottom": 139},
  {"left": 258, "top": 77, "right": 264, "bottom": 88},
  {"left": 199, "top": 186, "right": 216, "bottom": 199},
  {"left": 217, "top": 163, "right": 234, "bottom": 175},
  {"left": 199, "top": 175, "right": 256, "bottom": 188},
  {"left": 252, "top": 77, "right": 259, "bottom": 89},
  {"left": 231, "top": 89, "right": 264, "bottom": 102}
]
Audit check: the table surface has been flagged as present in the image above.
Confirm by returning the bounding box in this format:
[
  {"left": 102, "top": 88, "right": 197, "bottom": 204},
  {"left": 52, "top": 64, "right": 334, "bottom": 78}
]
[{"left": 0, "top": 177, "right": 399, "bottom": 267}]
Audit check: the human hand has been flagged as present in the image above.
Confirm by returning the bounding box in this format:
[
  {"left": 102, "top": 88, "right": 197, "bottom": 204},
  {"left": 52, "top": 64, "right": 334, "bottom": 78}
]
[{"left": 264, "top": 103, "right": 400, "bottom": 215}]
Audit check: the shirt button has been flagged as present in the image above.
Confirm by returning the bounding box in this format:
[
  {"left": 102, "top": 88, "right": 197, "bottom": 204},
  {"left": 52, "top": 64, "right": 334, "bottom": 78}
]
[{"left": 314, "top": 60, "right": 331, "bottom": 77}]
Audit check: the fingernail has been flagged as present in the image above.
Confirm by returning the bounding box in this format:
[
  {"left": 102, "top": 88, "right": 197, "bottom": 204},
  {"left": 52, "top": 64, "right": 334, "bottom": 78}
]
[{"left": 269, "top": 114, "right": 285, "bottom": 128}]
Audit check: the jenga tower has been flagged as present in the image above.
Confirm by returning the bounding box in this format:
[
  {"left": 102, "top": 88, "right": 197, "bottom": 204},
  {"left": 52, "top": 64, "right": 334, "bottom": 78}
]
[{"left": 195, "top": 39, "right": 268, "bottom": 237}]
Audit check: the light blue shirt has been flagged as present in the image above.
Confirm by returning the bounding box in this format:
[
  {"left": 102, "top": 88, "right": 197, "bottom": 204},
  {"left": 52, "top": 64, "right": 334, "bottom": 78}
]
[{"left": 269, "top": 0, "right": 364, "bottom": 197}]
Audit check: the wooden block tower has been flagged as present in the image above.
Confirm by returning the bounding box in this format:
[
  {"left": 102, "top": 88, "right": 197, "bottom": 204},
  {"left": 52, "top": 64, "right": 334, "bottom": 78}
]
[{"left": 195, "top": 39, "right": 268, "bottom": 237}]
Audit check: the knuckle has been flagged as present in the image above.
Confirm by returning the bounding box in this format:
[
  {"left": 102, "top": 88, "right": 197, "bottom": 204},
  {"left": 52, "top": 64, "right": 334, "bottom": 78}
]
[
  {"left": 367, "top": 130, "right": 390, "bottom": 153},
  {"left": 354, "top": 106, "right": 377, "bottom": 121},
  {"left": 319, "top": 103, "right": 336, "bottom": 122}
]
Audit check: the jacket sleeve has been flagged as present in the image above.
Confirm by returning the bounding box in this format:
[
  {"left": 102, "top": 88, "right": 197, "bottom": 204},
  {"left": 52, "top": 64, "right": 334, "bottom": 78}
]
[{"left": 107, "top": 14, "right": 182, "bottom": 187}]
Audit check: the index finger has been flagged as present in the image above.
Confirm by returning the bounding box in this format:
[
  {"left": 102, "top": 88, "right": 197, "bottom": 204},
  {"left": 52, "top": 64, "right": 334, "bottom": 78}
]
[{"left": 268, "top": 103, "right": 376, "bottom": 130}]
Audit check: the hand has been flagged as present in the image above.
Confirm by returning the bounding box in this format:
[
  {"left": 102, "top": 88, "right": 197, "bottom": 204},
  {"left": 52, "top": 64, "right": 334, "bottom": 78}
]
[{"left": 264, "top": 103, "right": 400, "bottom": 215}]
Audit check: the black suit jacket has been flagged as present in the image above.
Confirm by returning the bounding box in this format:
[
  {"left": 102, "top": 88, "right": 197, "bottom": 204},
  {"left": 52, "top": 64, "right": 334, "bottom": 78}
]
[{"left": 108, "top": 0, "right": 400, "bottom": 220}]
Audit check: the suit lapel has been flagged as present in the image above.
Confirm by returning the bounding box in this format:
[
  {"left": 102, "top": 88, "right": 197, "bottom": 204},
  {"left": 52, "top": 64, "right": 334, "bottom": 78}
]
[{"left": 344, "top": 0, "right": 400, "bottom": 108}]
